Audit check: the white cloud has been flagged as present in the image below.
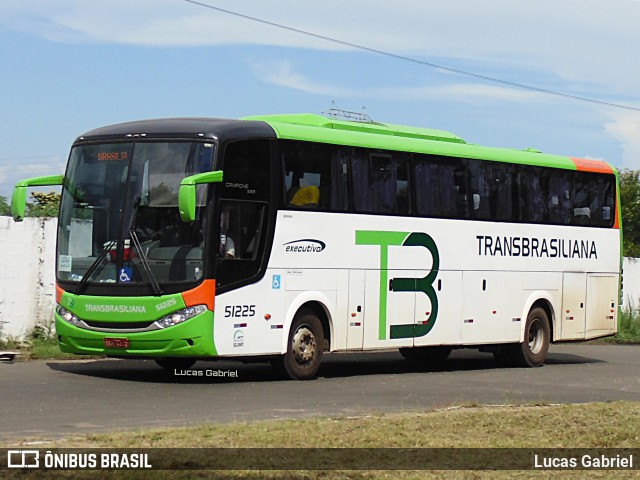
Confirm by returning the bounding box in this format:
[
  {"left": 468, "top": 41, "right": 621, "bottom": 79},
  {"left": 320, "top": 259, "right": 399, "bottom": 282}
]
[
  {"left": 0, "top": 158, "right": 66, "bottom": 198},
  {"left": 604, "top": 112, "right": 640, "bottom": 169},
  {"left": 2, "top": 0, "right": 639, "bottom": 95},
  {"left": 2, "top": 0, "right": 639, "bottom": 170},
  {"left": 0, "top": 1, "right": 342, "bottom": 49},
  {"left": 380, "top": 83, "right": 546, "bottom": 105},
  {"left": 251, "top": 60, "right": 352, "bottom": 96},
  {"left": 252, "top": 59, "right": 547, "bottom": 106}
]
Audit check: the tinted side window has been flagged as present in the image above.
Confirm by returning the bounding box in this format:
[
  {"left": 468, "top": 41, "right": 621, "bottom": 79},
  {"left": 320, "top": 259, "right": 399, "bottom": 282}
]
[
  {"left": 544, "top": 170, "right": 572, "bottom": 225},
  {"left": 573, "top": 172, "right": 616, "bottom": 227},
  {"left": 217, "top": 140, "right": 271, "bottom": 290},
  {"left": 518, "top": 166, "right": 545, "bottom": 223},
  {"left": 414, "top": 155, "right": 468, "bottom": 219},
  {"left": 469, "top": 160, "right": 517, "bottom": 222},
  {"left": 222, "top": 140, "right": 270, "bottom": 201},
  {"left": 278, "top": 140, "right": 617, "bottom": 228},
  {"left": 281, "top": 141, "right": 348, "bottom": 211},
  {"left": 351, "top": 150, "right": 410, "bottom": 215}
]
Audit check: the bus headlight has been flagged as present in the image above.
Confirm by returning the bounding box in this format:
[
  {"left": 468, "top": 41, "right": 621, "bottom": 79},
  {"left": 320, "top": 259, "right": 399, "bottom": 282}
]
[
  {"left": 155, "top": 305, "right": 207, "bottom": 329},
  {"left": 56, "top": 305, "right": 80, "bottom": 326}
]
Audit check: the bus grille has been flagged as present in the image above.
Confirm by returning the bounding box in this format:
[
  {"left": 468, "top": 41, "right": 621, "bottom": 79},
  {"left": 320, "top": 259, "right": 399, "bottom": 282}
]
[{"left": 83, "top": 320, "right": 155, "bottom": 330}]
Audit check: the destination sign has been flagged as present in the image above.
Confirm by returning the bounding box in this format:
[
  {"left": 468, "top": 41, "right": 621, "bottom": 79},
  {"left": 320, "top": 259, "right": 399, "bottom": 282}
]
[{"left": 97, "top": 151, "right": 128, "bottom": 161}]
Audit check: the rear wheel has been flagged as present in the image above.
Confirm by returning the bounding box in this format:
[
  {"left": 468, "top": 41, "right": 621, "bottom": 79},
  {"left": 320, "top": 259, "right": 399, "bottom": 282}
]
[
  {"left": 399, "top": 346, "right": 451, "bottom": 363},
  {"left": 272, "top": 311, "right": 324, "bottom": 380},
  {"left": 155, "top": 358, "right": 196, "bottom": 370},
  {"left": 507, "top": 307, "right": 550, "bottom": 367}
]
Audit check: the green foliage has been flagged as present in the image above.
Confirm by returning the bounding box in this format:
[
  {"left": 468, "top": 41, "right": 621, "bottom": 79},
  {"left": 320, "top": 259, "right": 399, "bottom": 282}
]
[
  {"left": 29, "top": 336, "right": 72, "bottom": 360},
  {"left": 25, "top": 321, "right": 78, "bottom": 359},
  {"left": 619, "top": 169, "right": 640, "bottom": 257},
  {"left": 0, "top": 195, "right": 9, "bottom": 216},
  {"left": 0, "top": 335, "right": 21, "bottom": 351},
  {"left": 0, "top": 322, "right": 81, "bottom": 360},
  {"left": 616, "top": 307, "right": 640, "bottom": 342},
  {"left": 26, "top": 191, "right": 60, "bottom": 218}
]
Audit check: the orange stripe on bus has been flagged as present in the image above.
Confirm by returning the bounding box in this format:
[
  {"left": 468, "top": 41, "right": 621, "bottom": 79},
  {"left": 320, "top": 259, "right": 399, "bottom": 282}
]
[
  {"left": 181, "top": 279, "right": 216, "bottom": 311},
  {"left": 570, "top": 157, "right": 614, "bottom": 174},
  {"left": 56, "top": 284, "right": 65, "bottom": 304}
]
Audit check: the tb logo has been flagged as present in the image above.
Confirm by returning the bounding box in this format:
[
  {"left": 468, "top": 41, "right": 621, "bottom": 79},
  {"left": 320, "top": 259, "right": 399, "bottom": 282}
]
[{"left": 356, "top": 230, "right": 440, "bottom": 340}]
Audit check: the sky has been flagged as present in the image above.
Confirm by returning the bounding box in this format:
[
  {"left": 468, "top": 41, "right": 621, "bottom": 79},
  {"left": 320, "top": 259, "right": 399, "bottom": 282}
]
[{"left": 1, "top": 0, "right": 639, "bottom": 199}]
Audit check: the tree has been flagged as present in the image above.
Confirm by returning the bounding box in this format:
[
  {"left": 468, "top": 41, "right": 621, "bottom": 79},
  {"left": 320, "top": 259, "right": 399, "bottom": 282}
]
[
  {"left": 26, "top": 191, "right": 61, "bottom": 218},
  {"left": 0, "top": 195, "right": 9, "bottom": 216},
  {"left": 619, "top": 169, "right": 640, "bottom": 257}
]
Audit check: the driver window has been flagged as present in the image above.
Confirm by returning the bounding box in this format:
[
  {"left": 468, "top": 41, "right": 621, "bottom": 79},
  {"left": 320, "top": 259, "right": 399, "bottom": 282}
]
[
  {"left": 219, "top": 201, "right": 264, "bottom": 261},
  {"left": 216, "top": 139, "right": 271, "bottom": 290}
]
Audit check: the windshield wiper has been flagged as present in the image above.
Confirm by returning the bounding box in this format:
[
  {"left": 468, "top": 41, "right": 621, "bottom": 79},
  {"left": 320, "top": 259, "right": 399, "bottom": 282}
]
[
  {"left": 129, "top": 228, "right": 163, "bottom": 296},
  {"left": 76, "top": 240, "right": 116, "bottom": 294}
]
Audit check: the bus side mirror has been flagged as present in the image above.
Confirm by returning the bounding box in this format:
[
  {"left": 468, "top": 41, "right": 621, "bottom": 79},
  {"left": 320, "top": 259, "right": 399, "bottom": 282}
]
[
  {"left": 11, "top": 174, "right": 64, "bottom": 222},
  {"left": 178, "top": 170, "right": 223, "bottom": 222}
]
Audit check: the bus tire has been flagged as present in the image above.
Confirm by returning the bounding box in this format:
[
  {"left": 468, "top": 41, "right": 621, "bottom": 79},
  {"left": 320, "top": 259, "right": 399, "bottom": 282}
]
[
  {"left": 399, "top": 346, "right": 451, "bottom": 363},
  {"left": 155, "top": 358, "right": 196, "bottom": 370},
  {"left": 272, "top": 311, "right": 324, "bottom": 380},
  {"left": 508, "top": 307, "right": 550, "bottom": 367}
]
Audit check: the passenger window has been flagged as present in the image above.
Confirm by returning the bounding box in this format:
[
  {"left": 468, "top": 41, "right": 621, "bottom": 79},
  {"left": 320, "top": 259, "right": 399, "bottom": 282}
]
[
  {"left": 573, "top": 173, "right": 616, "bottom": 227},
  {"left": 469, "top": 161, "right": 516, "bottom": 221},
  {"left": 351, "top": 151, "right": 409, "bottom": 214},
  {"left": 281, "top": 141, "right": 348, "bottom": 211},
  {"left": 546, "top": 171, "right": 572, "bottom": 225},
  {"left": 599, "top": 177, "right": 616, "bottom": 226},
  {"left": 518, "top": 166, "right": 545, "bottom": 223},
  {"left": 414, "top": 155, "right": 468, "bottom": 219}
]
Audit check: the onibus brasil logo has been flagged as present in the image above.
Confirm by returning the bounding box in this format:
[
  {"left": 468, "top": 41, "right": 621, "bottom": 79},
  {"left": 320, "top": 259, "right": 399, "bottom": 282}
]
[{"left": 356, "top": 230, "right": 439, "bottom": 340}]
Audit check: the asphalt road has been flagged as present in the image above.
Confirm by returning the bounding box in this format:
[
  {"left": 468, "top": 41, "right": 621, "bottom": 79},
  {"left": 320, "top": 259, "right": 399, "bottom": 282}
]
[{"left": 2, "top": 344, "right": 640, "bottom": 442}]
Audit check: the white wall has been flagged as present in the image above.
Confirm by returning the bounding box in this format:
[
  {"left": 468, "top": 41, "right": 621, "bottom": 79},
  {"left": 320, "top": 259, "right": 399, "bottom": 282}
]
[
  {"left": 622, "top": 257, "right": 640, "bottom": 310},
  {"left": 0, "top": 217, "right": 639, "bottom": 339},
  {"left": 0, "top": 216, "right": 57, "bottom": 339}
]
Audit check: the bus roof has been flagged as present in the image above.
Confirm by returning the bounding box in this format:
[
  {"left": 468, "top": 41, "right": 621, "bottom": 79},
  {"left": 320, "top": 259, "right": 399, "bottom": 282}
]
[
  {"left": 76, "top": 117, "right": 275, "bottom": 143},
  {"left": 245, "top": 113, "right": 615, "bottom": 174},
  {"left": 75, "top": 114, "right": 615, "bottom": 175},
  {"left": 244, "top": 113, "right": 467, "bottom": 144}
]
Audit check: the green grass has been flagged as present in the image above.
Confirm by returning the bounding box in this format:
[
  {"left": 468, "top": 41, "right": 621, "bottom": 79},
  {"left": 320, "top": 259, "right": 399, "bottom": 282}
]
[
  {"left": 28, "top": 336, "right": 78, "bottom": 359},
  {"left": 4, "top": 402, "right": 640, "bottom": 479},
  {"left": 3, "top": 318, "right": 640, "bottom": 479},
  {"left": 81, "top": 402, "right": 640, "bottom": 449},
  {"left": 615, "top": 307, "right": 640, "bottom": 343},
  {"left": 0, "top": 324, "right": 89, "bottom": 360}
]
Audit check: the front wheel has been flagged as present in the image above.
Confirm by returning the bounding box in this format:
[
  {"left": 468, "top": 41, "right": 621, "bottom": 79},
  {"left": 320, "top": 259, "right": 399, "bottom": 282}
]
[
  {"left": 272, "top": 311, "right": 324, "bottom": 380},
  {"left": 507, "top": 307, "right": 550, "bottom": 367}
]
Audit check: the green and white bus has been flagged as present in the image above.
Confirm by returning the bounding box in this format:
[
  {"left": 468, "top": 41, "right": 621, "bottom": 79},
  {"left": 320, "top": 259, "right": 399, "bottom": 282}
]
[{"left": 12, "top": 113, "right": 621, "bottom": 379}]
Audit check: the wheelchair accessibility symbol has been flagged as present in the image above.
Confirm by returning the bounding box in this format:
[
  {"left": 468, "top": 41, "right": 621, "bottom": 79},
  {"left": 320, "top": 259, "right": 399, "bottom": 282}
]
[
  {"left": 272, "top": 274, "right": 281, "bottom": 289},
  {"left": 119, "top": 267, "right": 133, "bottom": 282}
]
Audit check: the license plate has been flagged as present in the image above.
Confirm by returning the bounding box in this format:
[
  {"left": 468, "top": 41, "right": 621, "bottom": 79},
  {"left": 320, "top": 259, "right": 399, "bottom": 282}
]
[{"left": 104, "top": 338, "right": 130, "bottom": 349}]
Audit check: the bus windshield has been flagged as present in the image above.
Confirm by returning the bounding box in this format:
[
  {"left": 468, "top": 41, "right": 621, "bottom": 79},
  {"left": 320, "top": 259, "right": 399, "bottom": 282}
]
[{"left": 57, "top": 141, "right": 215, "bottom": 291}]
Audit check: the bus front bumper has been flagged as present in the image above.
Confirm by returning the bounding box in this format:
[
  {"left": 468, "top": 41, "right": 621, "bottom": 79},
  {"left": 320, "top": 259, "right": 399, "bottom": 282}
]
[{"left": 55, "top": 311, "right": 217, "bottom": 357}]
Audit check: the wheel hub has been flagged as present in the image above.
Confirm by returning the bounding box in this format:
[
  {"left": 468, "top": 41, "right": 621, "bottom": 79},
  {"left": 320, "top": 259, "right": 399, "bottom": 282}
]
[
  {"left": 528, "top": 318, "right": 543, "bottom": 355},
  {"left": 292, "top": 326, "right": 316, "bottom": 365}
]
